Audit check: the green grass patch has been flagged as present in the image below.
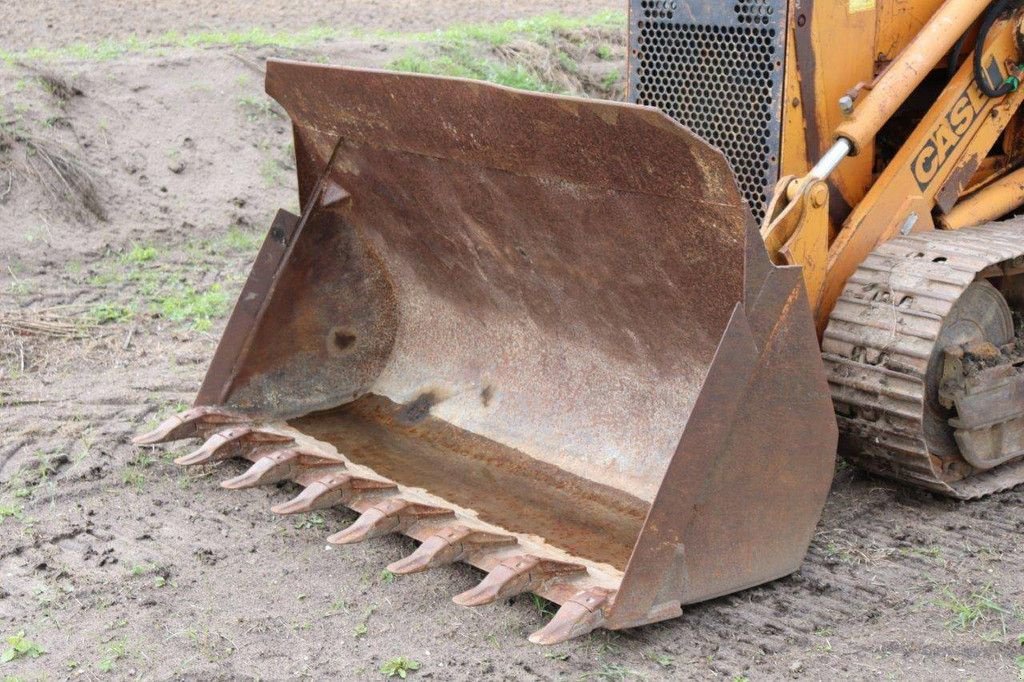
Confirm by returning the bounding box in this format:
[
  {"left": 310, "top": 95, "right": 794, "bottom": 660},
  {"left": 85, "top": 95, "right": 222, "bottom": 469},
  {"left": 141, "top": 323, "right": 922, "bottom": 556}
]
[
  {"left": 88, "top": 302, "right": 134, "bottom": 325},
  {"left": 648, "top": 652, "right": 675, "bottom": 668},
  {"left": 387, "top": 11, "right": 625, "bottom": 95},
  {"left": 121, "top": 469, "right": 146, "bottom": 490},
  {"left": 389, "top": 51, "right": 548, "bottom": 91},
  {"left": 90, "top": 246, "right": 231, "bottom": 332},
  {"left": 392, "top": 11, "right": 623, "bottom": 46},
  {"left": 96, "top": 639, "right": 126, "bottom": 673},
  {"left": 380, "top": 656, "right": 420, "bottom": 679},
  {"left": 156, "top": 284, "right": 230, "bottom": 332},
  {"left": 222, "top": 227, "right": 263, "bottom": 253},
  {"left": 238, "top": 95, "right": 277, "bottom": 122},
  {"left": 529, "top": 594, "right": 556, "bottom": 619},
  {"left": 601, "top": 69, "right": 621, "bottom": 91},
  {"left": 1, "top": 631, "right": 45, "bottom": 664},
  {"left": 122, "top": 245, "right": 157, "bottom": 263},
  {"left": 0, "top": 505, "right": 23, "bottom": 523},
  {"left": 936, "top": 584, "right": 1017, "bottom": 631},
  {"left": 259, "top": 156, "right": 287, "bottom": 187}
]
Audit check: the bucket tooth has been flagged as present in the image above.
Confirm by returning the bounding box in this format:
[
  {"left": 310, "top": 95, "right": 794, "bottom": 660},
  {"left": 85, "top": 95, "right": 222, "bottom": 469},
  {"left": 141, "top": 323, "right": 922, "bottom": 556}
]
[
  {"left": 220, "top": 448, "right": 338, "bottom": 490},
  {"left": 133, "top": 406, "right": 242, "bottom": 445},
  {"left": 527, "top": 588, "right": 613, "bottom": 645},
  {"left": 174, "top": 427, "right": 292, "bottom": 466},
  {"left": 270, "top": 473, "right": 397, "bottom": 515},
  {"left": 327, "top": 499, "right": 454, "bottom": 545},
  {"left": 452, "top": 555, "right": 587, "bottom": 607},
  {"left": 386, "top": 525, "right": 517, "bottom": 575}
]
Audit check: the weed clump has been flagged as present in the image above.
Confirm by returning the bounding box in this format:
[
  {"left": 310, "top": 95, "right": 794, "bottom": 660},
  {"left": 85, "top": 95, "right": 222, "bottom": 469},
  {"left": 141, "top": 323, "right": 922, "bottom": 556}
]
[
  {"left": 380, "top": 656, "right": 420, "bottom": 679},
  {"left": 1, "top": 631, "right": 45, "bottom": 663}
]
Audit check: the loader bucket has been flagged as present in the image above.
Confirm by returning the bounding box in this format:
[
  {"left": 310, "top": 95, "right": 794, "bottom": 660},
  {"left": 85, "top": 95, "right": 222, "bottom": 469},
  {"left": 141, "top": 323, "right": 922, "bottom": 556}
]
[{"left": 136, "top": 61, "right": 837, "bottom": 642}]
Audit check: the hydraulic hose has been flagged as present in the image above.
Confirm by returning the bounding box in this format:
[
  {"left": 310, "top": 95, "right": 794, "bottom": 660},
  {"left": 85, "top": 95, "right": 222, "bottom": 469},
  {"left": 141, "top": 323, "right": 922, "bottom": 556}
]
[{"left": 974, "top": 0, "right": 1024, "bottom": 96}]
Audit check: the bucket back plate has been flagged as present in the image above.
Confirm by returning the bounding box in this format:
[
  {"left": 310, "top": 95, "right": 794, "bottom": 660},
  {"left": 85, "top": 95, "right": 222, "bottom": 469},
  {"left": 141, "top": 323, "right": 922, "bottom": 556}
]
[{"left": 203, "top": 62, "right": 752, "bottom": 502}]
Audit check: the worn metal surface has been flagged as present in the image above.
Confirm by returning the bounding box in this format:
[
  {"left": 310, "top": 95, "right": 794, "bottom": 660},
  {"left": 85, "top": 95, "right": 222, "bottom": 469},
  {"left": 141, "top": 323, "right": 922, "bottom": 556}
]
[
  {"left": 140, "top": 63, "right": 838, "bottom": 642},
  {"left": 196, "top": 210, "right": 304, "bottom": 407},
  {"left": 610, "top": 230, "right": 837, "bottom": 628},
  {"left": 952, "top": 365, "right": 1024, "bottom": 468},
  {"left": 950, "top": 366, "right": 1024, "bottom": 466},
  {"left": 823, "top": 221, "right": 1024, "bottom": 498},
  {"left": 230, "top": 60, "right": 755, "bottom": 503},
  {"left": 940, "top": 165, "right": 1024, "bottom": 229},
  {"left": 628, "top": 0, "right": 789, "bottom": 224},
  {"left": 291, "top": 396, "right": 648, "bottom": 570}
]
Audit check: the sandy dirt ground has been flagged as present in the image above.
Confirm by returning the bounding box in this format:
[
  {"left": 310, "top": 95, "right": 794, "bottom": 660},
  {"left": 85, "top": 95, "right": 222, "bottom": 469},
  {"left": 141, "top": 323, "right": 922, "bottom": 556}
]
[{"left": 1, "top": 3, "right": 1024, "bottom": 681}]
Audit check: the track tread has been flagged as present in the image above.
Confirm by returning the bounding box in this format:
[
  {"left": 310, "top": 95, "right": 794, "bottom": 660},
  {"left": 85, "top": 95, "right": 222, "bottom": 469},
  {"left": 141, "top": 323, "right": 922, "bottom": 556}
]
[{"left": 823, "top": 221, "right": 1024, "bottom": 499}]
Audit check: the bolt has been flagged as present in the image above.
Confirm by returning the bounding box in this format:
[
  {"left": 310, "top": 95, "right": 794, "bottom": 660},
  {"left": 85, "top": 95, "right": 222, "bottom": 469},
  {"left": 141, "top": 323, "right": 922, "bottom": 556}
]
[
  {"left": 839, "top": 95, "right": 855, "bottom": 116},
  {"left": 809, "top": 183, "right": 829, "bottom": 209}
]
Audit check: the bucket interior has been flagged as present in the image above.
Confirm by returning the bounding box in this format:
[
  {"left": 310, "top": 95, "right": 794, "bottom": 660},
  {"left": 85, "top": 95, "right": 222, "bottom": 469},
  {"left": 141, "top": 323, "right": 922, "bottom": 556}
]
[
  {"left": 291, "top": 395, "right": 649, "bottom": 570},
  {"left": 209, "top": 64, "right": 755, "bottom": 569}
]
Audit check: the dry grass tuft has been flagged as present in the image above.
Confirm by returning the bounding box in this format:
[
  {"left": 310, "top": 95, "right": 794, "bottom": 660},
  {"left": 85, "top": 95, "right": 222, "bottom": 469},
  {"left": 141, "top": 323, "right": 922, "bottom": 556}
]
[
  {"left": 19, "top": 63, "right": 84, "bottom": 102},
  {"left": 0, "top": 323, "right": 25, "bottom": 374},
  {"left": 0, "top": 307, "right": 98, "bottom": 340},
  {"left": 0, "top": 304, "right": 122, "bottom": 377},
  {"left": 0, "top": 124, "right": 105, "bottom": 220}
]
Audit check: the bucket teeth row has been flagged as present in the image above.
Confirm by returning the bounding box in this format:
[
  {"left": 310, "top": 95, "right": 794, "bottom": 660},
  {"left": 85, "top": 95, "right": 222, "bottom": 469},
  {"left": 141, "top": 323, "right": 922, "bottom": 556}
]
[
  {"left": 327, "top": 498, "right": 455, "bottom": 545},
  {"left": 220, "top": 448, "right": 339, "bottom": 490},
  {"left": 271, "top": 473, "right": 397, "bottom": 515},
  {"left": 387, "top": 525, "right": 518, "bottom": 575},
  {"left": 452, "top": 555, "right": 587, "bottom": 606},
  {"left": 527, "top": 588, "right": 612, "bottom": 645},
  {"left": 133, "top": 406, "right": 244, "bottom": 445},
  {"left": 134, "top": 408, "right": 617, "bottom": 644},
  {"left": 175, "top": 427, "right": 293, "bottom": 466}
]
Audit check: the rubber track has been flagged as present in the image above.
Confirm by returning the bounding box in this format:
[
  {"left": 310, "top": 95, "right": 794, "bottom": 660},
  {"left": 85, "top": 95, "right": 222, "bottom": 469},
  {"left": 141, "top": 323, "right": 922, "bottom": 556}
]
[{"left": 822, "top": 221, "right": 1024, "bottom": 499}]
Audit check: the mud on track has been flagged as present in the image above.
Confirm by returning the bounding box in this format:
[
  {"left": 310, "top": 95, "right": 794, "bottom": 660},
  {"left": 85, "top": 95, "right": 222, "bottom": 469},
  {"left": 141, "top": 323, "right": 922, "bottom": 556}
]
[{"left": 2, "top": 4, "right": 1024, "bottom": 681}]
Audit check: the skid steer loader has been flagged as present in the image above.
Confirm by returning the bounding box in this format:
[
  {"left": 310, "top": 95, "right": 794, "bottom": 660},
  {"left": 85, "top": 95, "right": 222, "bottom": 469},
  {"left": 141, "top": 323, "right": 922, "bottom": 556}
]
[{"left": 137, "top": 0, "right": 1024, "bottom": 643}]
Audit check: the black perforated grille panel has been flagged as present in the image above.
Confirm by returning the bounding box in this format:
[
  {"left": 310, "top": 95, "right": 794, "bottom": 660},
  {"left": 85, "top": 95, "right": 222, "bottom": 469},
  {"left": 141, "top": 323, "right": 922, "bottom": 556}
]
[{"left": 628, "top": 0, "right": 788, "bottom": 223}]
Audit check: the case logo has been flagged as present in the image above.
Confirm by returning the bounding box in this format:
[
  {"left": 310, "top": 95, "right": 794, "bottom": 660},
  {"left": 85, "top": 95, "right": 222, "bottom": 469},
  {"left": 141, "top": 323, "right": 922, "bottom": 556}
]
[
  {"left": 910, "top": 84, "right": 984, "bottom": 191},
  {"left": 910, "top": 58, "right": 1006, "bottom": 191}
]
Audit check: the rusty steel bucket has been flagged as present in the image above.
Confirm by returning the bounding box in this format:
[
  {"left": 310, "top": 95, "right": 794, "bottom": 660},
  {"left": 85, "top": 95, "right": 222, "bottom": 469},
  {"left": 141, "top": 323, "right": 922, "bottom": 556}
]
[{"left": 135, "top": 61, "right": 838, "bottom": 643}]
